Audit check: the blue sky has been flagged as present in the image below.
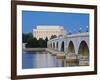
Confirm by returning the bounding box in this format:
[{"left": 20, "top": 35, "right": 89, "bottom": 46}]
[{"left": 22, "top": 11, "right": 89, "bottom": 34}]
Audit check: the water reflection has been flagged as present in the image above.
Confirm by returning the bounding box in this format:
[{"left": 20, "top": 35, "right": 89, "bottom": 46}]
[{"left": 22, "top": 51, "right": 78, "bottom": 69}]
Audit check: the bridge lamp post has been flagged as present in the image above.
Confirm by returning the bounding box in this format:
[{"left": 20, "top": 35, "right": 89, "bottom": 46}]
[
  {"left": 79, "top": 27, "right": 82, "bottom": 33},
  {"left": 86, "top": 26, "right": 88, "bottom": 32}
]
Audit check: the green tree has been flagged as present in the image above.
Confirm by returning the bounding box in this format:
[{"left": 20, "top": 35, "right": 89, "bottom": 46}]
[
  {"left": 26, "top": 37, "right": 39, "bottom": 48},
  {"left": 25, "top": 33, "right": 39, "bottom": 48},
  {"left": 45, "top": 37, "right": 48, "bottom": 42},
  {"left": 50, "top": 35, "right": 57, "bottom": 39},
  {"left": 22, "top": 33, "right": 28, "bottom": 43},
  {"left": 45, "top": 37, "right": 48, "bottom": 47},
  {"left": 38, "top": 38, "right": 46, "bottom": 48},
  {"left": 22, "top": 32, "right": 33, "bottom": 43},
  {"left": 23, "top": 32, "right": 49, "bottom": 48}
]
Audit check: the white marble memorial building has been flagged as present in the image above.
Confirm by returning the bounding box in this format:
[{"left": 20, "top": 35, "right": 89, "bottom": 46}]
[{"left": 33, "top": 25, "right": 65, "bottom": 40}]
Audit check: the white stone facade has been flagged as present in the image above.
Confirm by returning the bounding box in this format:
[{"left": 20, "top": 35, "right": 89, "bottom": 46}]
[
  {"left": 47, "top": 32, "right": 89, "bottom": 54},
  {"left": 47, "top": 32, "right": 89, "bottom": 66},
  {"left": 33, "top": 25, "right": 65, "bottom": 40}
]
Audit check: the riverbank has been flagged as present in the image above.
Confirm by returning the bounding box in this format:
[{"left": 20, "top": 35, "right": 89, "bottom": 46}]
[
  {"left": 23, "top": 48, "right": 66, "bottom": 59},
  {"left": 23, "top": 48, "right": 46, "bottom": 52}
]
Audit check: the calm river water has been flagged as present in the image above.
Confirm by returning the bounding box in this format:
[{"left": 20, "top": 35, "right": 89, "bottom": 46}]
[{"left": 22, "top": 51, "right": 78, "bottom": 69}]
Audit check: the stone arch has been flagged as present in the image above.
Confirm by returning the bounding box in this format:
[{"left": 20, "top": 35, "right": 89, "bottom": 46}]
[
  {"left": 78, "top": 41, "right": 89, "bottom": 56},
  {"left": 56, "top": 42, "right": 58, "bottom": 49},
  {"left": 50, "top": 43, "right": 52, "bottom": 48},
  {"left": 61, "top": 41, "right": 64, "bottom": 52},
  {"left": 68, "top": 41, "right": 75, "bottom": 53},
  {"left": 53, "top": 42, "right": 55, "bottom": 48}
]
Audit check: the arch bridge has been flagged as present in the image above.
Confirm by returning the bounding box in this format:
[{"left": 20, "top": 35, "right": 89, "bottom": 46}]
[{"left": 47, "top": 32, "right": 89, "bottom": 66}]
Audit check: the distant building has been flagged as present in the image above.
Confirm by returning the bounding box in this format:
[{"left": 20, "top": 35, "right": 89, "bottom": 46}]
[{"left": 33, "top": 25, "right": 65, "bottom": 40}]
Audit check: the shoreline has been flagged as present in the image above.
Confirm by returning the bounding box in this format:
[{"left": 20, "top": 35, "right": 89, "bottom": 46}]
[
  {"left": 23, "top": 48, "right": 46, "bottom": 52},
  {"left": 23, "top": 48, "right": 66, "bottom": 59}
]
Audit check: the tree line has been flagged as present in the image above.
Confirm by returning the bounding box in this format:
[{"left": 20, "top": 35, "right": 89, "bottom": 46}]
[{"left": 22, "top": 33, "right": 57, "bottom": 48}]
